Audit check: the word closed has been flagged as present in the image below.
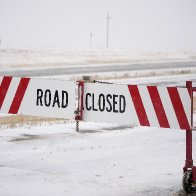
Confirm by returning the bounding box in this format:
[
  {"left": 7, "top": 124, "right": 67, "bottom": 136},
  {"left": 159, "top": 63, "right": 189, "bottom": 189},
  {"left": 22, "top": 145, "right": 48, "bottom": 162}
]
[
  {"left": 85, "top": 93, "right": 126, "bottom": 113},
  {"left": 83, "top": 83, "right": 134, "bottom": 125}
]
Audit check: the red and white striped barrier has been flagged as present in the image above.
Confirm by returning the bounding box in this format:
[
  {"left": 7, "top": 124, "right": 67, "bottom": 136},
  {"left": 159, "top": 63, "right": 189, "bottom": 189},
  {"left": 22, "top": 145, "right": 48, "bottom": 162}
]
[
  {"left": 0, "top": 76, "right": 76, "bottom": 119},
  {"left": 82, "top": 83, "right": 191, "bottom": 130},
  {"left": 0, "top": 76, "right": 192, "bottom": 129}
]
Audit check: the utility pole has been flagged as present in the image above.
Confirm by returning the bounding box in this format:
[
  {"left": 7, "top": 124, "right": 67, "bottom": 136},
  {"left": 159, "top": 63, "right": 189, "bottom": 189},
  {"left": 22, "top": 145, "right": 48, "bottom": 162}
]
[
  {"left": 90, "top": 32, "right": 93, "bottom": 48},
  {"left": 106, "top": 13, "right": 111, "bottom": 49}
]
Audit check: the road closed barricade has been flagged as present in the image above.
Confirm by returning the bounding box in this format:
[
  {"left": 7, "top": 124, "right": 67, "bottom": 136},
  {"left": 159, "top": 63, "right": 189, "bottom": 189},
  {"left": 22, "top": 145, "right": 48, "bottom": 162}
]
[{"left": 0, "top": 76, "right": 195, "bottom": 193}]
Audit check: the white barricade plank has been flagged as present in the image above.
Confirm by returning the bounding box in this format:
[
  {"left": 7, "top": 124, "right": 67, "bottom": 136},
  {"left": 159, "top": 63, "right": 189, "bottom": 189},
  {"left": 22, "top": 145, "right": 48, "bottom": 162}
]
[
  {"left": 83, "top": 83, "right": 191, "bottom": 130},
  {"left": 83, "top": 83, "right": 139, "bottom": 126},
  {"left": 0, "top": 76, "right": 75, "bottom": 119}
]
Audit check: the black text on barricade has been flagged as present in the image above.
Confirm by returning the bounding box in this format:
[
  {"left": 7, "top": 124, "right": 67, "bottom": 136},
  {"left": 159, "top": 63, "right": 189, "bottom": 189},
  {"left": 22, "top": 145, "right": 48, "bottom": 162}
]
[
  {"left": 85, "top": 93, "right": 126, "bottom": 113},
  {"left": 36, "top": 89, "right": 68, "bottom": 108}
]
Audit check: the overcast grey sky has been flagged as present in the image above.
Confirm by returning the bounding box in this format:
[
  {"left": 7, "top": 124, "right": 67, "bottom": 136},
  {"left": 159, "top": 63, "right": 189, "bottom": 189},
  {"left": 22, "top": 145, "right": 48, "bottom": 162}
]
[{"left": 0, "top": 0, "right": 196, "bottom": 51}]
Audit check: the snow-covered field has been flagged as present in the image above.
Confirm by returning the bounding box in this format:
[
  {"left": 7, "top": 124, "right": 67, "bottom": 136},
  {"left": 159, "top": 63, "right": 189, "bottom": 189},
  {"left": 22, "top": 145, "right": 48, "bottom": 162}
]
[
  {"left": 0, "top": 49, "right": 196, "bottom": 195},
  {"left": 1, "top": 49, "right": 196, "bottom": 68}
]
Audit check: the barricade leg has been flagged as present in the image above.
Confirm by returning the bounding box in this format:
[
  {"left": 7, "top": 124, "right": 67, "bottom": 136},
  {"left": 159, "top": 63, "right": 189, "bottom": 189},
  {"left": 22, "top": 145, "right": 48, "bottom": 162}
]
[
  {"left": 182, "top": 81, "right": 196, "bottom": 193},
  {"left": 183, "top": 129, "right": 193, "bottom": 172},
  {"left": 193, "top": 166, "right": 196, "bottom": 182}
]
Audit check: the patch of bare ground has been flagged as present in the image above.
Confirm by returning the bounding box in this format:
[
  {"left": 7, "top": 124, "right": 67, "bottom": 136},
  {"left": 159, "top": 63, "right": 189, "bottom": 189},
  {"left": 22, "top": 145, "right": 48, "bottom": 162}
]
[{"left": 0, "top": 115, "right": 70, "bottom": 129}]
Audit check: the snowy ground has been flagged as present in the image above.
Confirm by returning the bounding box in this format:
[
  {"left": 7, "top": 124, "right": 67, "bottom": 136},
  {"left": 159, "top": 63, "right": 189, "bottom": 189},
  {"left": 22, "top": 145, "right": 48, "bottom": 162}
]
[
  {"left": 0, "top": 49, "right": 196, "bottom": 195},
  {"left": 0, "top": 121, "right": 196, "bottom": 196}
]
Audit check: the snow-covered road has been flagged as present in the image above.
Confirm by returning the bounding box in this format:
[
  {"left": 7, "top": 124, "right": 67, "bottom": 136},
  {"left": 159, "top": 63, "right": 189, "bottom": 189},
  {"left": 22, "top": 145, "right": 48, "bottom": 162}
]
[{"left": 0, "top": 61, "right": 196, "bottom": 77}]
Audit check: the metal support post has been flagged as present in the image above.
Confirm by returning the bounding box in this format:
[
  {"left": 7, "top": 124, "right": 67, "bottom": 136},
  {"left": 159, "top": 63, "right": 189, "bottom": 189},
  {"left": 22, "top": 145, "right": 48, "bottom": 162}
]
[
  {"left": 182, "top": 81, "right": 196, "bottom": 194},
  {"left": 75, "top": 81, "right": 84, "bottom": 132},
  {"left": 193, "top": 166, "right": 196, "bottom": 182},
  {"left": 184, "top": 81, "right": 193, "bottom": 171}
]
